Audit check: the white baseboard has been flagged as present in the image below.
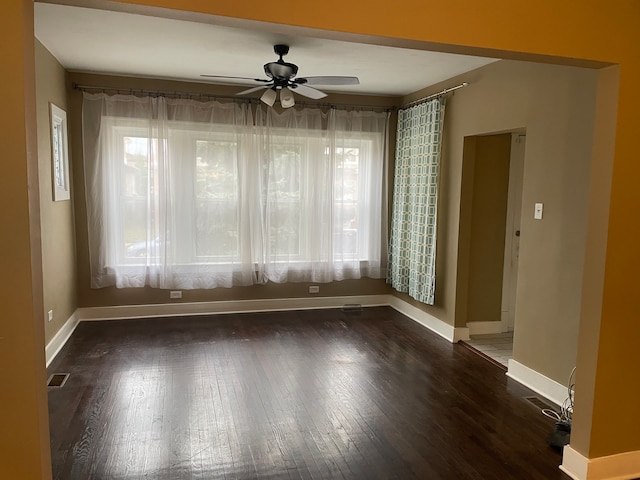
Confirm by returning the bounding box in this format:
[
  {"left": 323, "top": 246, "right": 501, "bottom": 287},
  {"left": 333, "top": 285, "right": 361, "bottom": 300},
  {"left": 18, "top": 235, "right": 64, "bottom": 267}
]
[
  {"left": 45, "top": 311, "right": 80, "bottom": 367},
  {"left": 467, "top": 320, "right": 503, "bottom": 335},
  {"left": 47, "top": 294, "right": 467, "bottom": 365},
  {"left": 77, "top": 295, "right": 390, "bottom": 321},
  {"left": 506, "top": 358, "right": 568, "bottom": 407},
  {"left": 561, "top": 445, "right": 640, "bottom": 480},
  {"left": 388, "top": 296, "right": 469, "bottom": 342},
  {"left": 78, "top": 295, "right": 469, "bottom": 342},
  {"left": 78, "top": 294, "right": 468, "bottom": 343}
]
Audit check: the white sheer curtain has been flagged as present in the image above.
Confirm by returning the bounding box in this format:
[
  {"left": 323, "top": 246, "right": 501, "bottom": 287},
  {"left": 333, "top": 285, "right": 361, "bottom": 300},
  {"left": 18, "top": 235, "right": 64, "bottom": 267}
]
[
  {"left": 82, "top": 92, "right": 389, "bottom": 289},
  {"left": 82, "top": 93, "right": 260, "bottom": 289},
  {"left": 257, "top": 107, "right": 389, "bottom": 283}
]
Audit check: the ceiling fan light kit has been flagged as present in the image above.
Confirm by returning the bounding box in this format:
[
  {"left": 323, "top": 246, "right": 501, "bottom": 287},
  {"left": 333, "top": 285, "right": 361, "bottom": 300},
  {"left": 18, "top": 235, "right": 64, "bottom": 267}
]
[
  {"left": 260, "top": 88, "right": 277, "bottom": 106},
  {"left": 279, "top": 87, "right": 295, "bottom": 108},
  {"left": 202, "top": 44, "right": 360, "bottom": 108}
]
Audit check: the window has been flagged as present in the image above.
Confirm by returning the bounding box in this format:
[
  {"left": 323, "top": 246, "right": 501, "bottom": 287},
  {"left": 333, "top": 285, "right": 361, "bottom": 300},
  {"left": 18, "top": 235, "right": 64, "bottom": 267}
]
[{"left": 82, "top": 93, "right": 389, "bottom": 289}]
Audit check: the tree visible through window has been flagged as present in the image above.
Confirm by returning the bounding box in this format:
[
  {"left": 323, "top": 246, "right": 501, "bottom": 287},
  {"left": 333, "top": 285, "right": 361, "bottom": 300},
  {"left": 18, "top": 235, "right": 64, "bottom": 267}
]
[{"left": 195, "top": 139, "right": 239, "bottom": 259}]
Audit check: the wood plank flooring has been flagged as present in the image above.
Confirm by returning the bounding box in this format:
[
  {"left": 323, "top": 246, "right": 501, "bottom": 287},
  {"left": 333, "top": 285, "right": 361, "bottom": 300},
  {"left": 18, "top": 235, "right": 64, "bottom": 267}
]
[{"left": 47, "top": 307, "right": 571, "bottom": 479}]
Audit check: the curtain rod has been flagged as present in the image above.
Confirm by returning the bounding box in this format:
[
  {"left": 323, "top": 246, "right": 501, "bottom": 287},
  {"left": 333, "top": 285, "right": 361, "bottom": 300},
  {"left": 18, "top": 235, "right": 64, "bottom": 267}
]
[
  {"left": 402, "top": 82, "right": 468, "bottom": 108},
  {"left": 72, "top": 83, "right": 396, "bottom": 113}
]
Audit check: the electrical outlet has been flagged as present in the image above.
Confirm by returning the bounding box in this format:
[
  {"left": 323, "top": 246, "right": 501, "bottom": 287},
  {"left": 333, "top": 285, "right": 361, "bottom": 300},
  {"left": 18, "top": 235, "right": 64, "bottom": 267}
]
[
  {"left": 169, "top": 290, "right": 182, "bottom": 299},
  {"left": 309, "top": 285, "right": 320, "bottom": 294},
  {"left": 47, "top": 310, "right": 54, "bottom": 322},
  {"left": 534, "top": 202, "right": 544, "bottom": 220}
]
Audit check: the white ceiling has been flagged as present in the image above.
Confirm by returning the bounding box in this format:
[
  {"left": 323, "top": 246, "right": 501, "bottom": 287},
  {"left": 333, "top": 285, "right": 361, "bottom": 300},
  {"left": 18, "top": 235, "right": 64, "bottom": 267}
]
[{"left": 34, "top": 3, "right": 499, "bottom": 97}]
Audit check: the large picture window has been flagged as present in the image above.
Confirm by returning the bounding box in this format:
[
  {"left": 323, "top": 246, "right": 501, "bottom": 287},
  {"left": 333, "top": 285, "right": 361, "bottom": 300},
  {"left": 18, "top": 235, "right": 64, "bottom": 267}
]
[{"left": 82, "top": 93, "right": 389, "bottom": 289}]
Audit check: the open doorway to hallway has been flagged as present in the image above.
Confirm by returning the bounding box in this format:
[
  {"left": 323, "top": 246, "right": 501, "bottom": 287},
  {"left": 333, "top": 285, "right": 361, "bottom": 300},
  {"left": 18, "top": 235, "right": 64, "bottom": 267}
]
[{"left": 460, "top": 132, "right": 526, "bottom": 368}]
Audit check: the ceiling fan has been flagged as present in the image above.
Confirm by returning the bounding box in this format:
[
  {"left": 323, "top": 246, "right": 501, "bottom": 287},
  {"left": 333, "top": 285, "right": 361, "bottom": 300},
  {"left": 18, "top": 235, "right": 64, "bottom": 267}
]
[{"left": 201, "top": 44, "right": 359, "bottom": 108}]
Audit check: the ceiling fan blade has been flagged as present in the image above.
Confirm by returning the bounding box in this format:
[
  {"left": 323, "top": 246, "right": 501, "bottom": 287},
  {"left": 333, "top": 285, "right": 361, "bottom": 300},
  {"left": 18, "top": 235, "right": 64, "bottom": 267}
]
[
  {"left": 201, "top": 74, "right": 270, "bottom": 83},
  {"left": 237, "top": 85, "right": 272, "bottom": 95},
  {"left": 296, "top": 76, "right": 360, "bottom": 86},
  {"left": 292, "top": 84, "right": 327, "bottom": 100}
]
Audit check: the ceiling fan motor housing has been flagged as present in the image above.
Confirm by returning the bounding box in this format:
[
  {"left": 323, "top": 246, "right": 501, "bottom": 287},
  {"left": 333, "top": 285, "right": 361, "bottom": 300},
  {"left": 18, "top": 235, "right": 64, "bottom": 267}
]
[
  {"left": 264, "top": 61, "right": 298, "bottom": 81},
  {"left": 264, "top": 44, "right": 299, "bottom": 82}
]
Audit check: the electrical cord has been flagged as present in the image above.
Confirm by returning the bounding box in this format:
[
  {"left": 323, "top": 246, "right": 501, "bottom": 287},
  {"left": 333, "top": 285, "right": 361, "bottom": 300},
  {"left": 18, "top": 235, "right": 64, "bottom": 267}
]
[{"left": 541, "top": 366, "right": 575, "bottom": 424}]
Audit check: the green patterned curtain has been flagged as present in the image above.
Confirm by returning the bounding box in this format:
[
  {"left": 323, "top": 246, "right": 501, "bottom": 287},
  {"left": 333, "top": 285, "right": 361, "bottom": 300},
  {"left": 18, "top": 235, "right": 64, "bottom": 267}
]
[{"left": 388, "top": 98, "right": 445, "bottom": 305}]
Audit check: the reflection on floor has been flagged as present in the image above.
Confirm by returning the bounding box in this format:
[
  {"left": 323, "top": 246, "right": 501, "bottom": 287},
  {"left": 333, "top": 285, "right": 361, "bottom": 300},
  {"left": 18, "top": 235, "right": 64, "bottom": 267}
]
[{"left": 464, "top": 332, "right": 514, "bottom": 368}]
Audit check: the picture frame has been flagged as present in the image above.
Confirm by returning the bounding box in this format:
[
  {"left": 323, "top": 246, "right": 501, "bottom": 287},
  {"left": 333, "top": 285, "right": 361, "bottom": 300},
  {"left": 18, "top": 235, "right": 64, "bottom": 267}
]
[{"left": 49, "top": 103, "right": 70, "bottom": 201}]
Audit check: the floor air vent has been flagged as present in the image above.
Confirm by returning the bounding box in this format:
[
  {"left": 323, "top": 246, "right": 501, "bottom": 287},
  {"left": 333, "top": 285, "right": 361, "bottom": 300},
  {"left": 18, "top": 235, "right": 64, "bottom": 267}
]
[
  {"left": 47, "top": 373, "right": 69, "bottom": 388},
  {"left": 341, "top": 304, "right": 363, "bottom": 312}
]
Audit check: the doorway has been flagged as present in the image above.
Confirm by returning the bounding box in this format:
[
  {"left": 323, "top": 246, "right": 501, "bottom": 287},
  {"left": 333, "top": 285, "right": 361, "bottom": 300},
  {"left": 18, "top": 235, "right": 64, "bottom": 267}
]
[{"left": 460, "top": 132, "right": 525, "bottom": 367}]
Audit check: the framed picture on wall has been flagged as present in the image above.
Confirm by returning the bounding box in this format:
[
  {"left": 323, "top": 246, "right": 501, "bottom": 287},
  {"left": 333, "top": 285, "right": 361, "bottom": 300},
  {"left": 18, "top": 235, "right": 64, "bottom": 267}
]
[{"left": 50, "top": 103, "right": 70, "bottom": 201}]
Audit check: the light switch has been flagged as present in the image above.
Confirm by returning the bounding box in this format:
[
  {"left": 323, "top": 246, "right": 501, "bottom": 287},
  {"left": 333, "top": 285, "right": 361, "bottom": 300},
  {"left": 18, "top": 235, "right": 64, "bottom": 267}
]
[{"left": 534, "top": 202, "right": 543, "bottom": 220}]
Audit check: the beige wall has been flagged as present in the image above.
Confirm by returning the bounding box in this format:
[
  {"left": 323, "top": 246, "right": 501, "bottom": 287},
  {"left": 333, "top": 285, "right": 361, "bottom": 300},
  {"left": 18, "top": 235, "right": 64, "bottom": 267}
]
[
  {"left": 464, "top": 133, "right": 511, "bottom": 324},
  {"left": 402, "top": 59, "right": 598, "bottom": 385},
  {"left": 35, "top": 41, "right": 78, "bottom": 345},
  {"left": 67, "top": 72, "right": 397, "bottom": 308}
]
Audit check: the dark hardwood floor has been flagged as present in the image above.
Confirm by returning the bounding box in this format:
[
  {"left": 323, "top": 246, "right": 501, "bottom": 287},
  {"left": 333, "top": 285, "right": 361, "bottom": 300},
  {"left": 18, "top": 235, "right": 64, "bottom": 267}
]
[{"left": 47, "top": 307, "right": 571, "bottom": 479}]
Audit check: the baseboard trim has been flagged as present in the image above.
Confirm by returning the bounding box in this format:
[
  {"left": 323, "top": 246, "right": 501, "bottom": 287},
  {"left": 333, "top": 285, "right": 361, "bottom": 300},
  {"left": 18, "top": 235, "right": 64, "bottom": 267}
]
[
  {"left": 45, "top": 311, "right": 80, "bottom": 367},
  {"left": 388, "top": 296, "right": 469, "bottom": 342},
  {"left": 46, "top": 294, "right": 468, "bottom": 365},
  {"left": 560, "top": 445, "right": 640, "bottom": 480},
  {"left": 467, "top": 320, "right": 503, "bottom": 335},
  {"left": 77, "top": 294, "right": 469, "bottom": 343},
  {"left": 506, "top": 358, "right": 568, "bottom": 407},
  {"left": 77, "top": 295, "right": 470, "bottom": 343},
  {"left": 77, "top": 295, "right": 390, "bottom": 321}
]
